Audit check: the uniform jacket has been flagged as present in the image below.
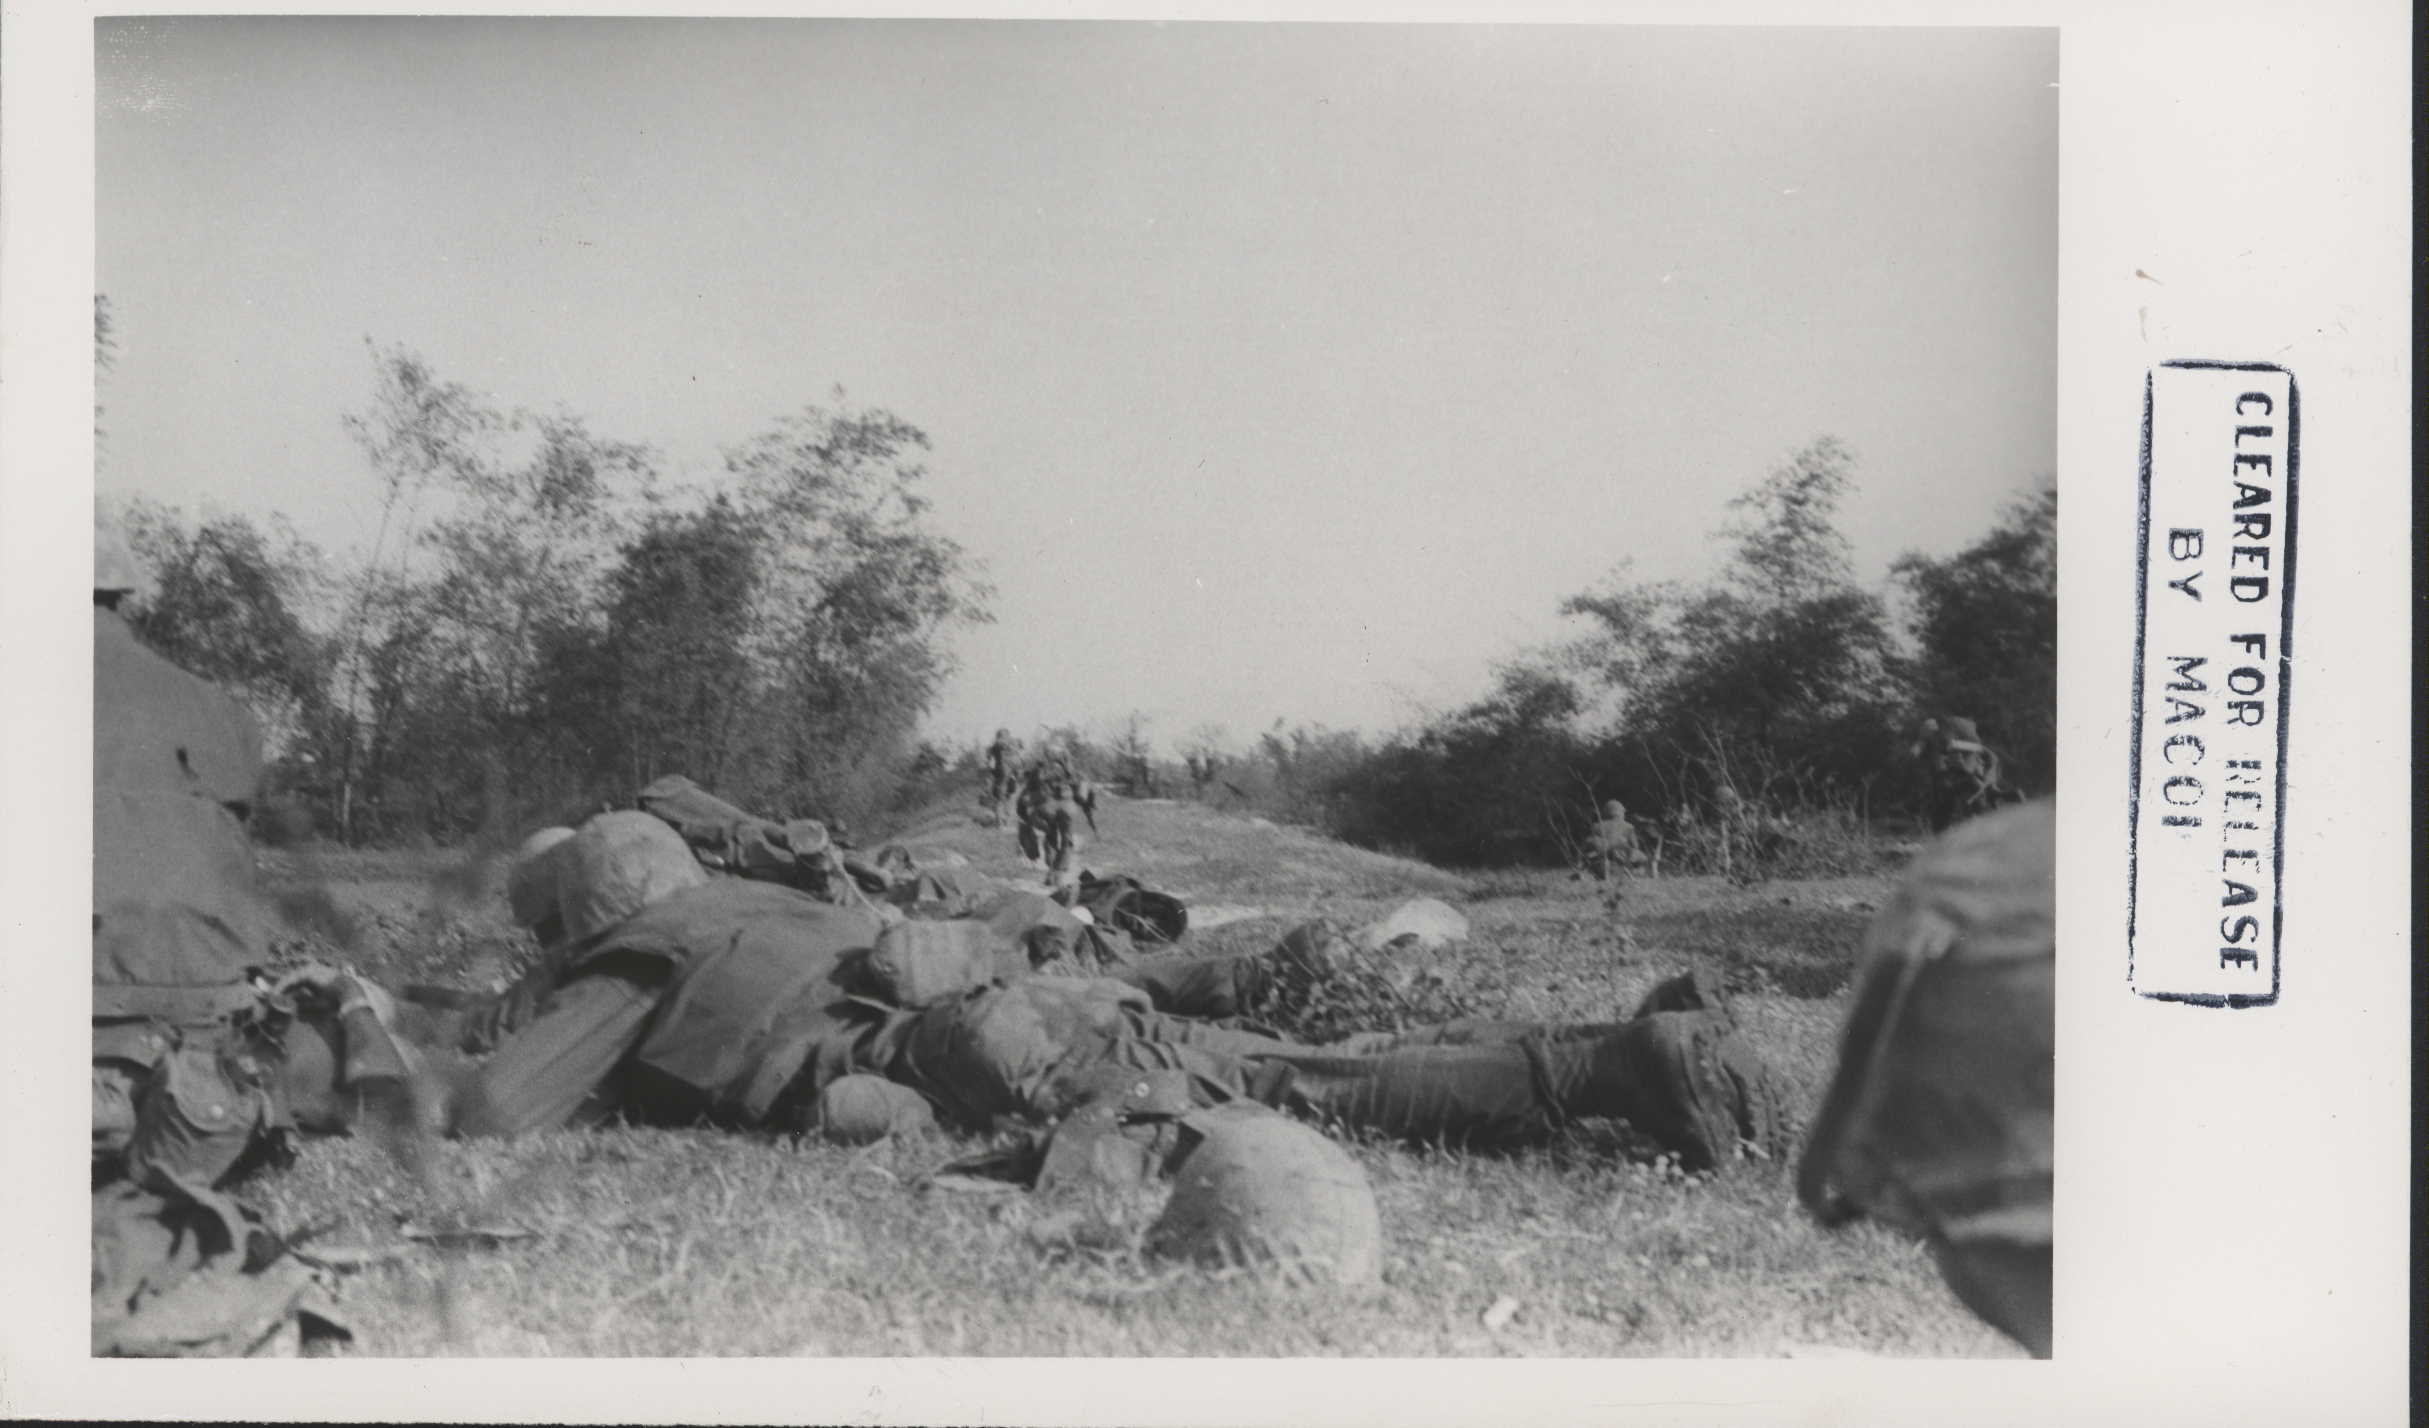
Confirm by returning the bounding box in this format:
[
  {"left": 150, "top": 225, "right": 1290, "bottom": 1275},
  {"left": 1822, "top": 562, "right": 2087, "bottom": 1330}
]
[{"left": 567, "top": 879, "right": 896, "bottom": 1124}]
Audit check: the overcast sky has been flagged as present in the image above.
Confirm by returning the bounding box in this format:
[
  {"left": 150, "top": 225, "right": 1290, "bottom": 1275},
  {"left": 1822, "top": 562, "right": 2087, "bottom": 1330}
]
[{"left": 97, "top": 18, "right": 2055, "bottom": 752}]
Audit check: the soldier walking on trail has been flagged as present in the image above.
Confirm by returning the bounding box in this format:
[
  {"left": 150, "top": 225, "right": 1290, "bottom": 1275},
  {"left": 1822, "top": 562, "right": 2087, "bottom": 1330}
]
[
  {"left": 985, "top": 728, "right": 1021, "bottom": 819},
  {"left": 1584, "top": 800, "right": 1644, "bottom": 879},
  {"left": 1040, "top": 786, "right": 1086, "bottom": 894},
  {"left": 1583, "top": 799, "right": 1647, "bottom": 910},
  {"left": 1014, "top": 749, "right": 1097, "bottom": 876},
  {"left": 1014, "top": 761, "right": 1050, "bottom": 866}
]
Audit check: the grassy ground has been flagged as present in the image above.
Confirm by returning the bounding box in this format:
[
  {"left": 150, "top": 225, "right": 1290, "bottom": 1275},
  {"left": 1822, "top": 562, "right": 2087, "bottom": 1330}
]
[{"left": 249, "top": 795, "right": 2016, "bottom": 1358}]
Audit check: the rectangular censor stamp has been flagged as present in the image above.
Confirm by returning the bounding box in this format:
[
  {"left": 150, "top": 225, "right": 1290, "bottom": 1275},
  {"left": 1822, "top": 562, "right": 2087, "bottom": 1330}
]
[{"left": 2129, "top": 361, "right": 2298, "bottom": 1005}]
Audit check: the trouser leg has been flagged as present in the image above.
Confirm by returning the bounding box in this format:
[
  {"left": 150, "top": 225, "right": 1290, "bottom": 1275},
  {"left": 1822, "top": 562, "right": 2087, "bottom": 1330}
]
[
  {"left": 1245, "top": 1012, "right": 1779, "bottom": 1167},
  {"left": 1324, "top": 1019, "right": 1623, "bottom": 1055},
  {"left": 1107, "top": 1010, "right": 1603, "bottom": 1144},
  {"left": 1112, "top": 950, "right": 1271, "bottom": 1019},
  {"left": 451, "top": 970, "right": 664, "bottom": 1139},
  {"left": 1253, "top": 1040, "right": 1561, "bottom": 1146}
]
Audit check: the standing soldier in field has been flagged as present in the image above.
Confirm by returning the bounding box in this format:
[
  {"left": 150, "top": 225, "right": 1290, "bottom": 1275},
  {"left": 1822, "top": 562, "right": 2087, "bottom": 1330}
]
[
  {"left": 1014, "top": 759, "right": 1051, "bottom": 866},
  {"left": 985, "top": 728, "right": 1021, "bottom": 821},
  {"left": 1037, "top": 753, "right": 1099, "bottom": 892},
  {"left": 1583, "top": 799, "right": 1647, "bottom": 908}
]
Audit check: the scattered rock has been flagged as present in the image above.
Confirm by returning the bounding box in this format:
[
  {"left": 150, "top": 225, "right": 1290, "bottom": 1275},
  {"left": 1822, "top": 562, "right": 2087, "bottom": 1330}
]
[
  {"left": 1353, "top": 897, "right": 1470, "bottom": 954},
  {"left": 1188, "top": 904, "right": 1269, "bottom": 931},
  {"left": 1480, "top": 1295, "right": 1520, "bottom": 1332}
]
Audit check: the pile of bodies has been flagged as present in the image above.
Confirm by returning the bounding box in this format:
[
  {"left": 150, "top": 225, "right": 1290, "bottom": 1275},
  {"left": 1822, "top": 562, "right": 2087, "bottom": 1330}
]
[
  {"left": 429, "top": 784, "right": 1793, "bottom": 1181},
  {"left": 86, "top": 528, "right": 2051, "bottom": 1356}
]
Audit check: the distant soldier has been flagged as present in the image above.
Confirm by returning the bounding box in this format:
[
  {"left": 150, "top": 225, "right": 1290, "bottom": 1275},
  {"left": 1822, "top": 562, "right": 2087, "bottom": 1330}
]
[
  {"left": 1040, "top": 793, "right": 1085, "bottom": 894},
  {"left": 1913, "top": 715, "right": 2023, "bottom": 833},
  {"left": 1025, "top": 753, "right": 1098, "bottom": 891},
  {"left": 1583, "top": 799, "right": 1646, "bottom": 902},
  {"left": 984, "top": 728, "right": 1021, "bottom": 817},
  {"left": 1707, "top": 785, "right": 1793, "bottom": 885},
  {"left": 1185, "top": 751, "right": 1222, "bottom": 801},
  {"left": 1014, "top": 761, "right": 1051, "bottom": 865},
  {"left": 1800, "top": 798, "right": 2053, "bottom": 1358}
]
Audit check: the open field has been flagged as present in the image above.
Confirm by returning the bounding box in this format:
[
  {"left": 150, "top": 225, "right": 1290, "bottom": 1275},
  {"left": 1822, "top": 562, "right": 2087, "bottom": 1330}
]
[{"left": 252, "top": 795, "right": 2016, "bottom": 1358}]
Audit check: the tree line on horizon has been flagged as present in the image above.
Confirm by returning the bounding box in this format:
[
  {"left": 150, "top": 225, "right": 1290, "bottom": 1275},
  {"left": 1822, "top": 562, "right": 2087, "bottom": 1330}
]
[
  {"left": 880, "top": 439, "right": 2053, "bottom": 875},
  {"left": 106, "top": 320, "right": 2050, "bottom": 867},
  {"left": 108, "top": 339, "right": 991, "bottom": 845}
]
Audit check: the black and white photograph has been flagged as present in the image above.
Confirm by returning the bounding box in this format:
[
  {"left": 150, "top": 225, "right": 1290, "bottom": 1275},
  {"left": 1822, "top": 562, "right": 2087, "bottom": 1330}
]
[
  {"left": 81, "top": 15, "right": 2058, "bottom": 1360},
  {"left": 3, "top": 2, "right": 2411, "bottom": 1423}
]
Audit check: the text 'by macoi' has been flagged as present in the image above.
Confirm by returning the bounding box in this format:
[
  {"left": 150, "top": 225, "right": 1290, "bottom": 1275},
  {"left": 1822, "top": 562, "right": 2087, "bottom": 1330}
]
[{"left": 2131, "top": 365, "right": 2294, "bottom": 1004}]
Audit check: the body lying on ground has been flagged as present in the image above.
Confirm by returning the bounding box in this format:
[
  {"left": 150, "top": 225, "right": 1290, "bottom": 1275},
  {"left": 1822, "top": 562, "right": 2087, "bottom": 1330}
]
[{"left": 426, "top": 803, "right": 1788, "bottom": 1176}]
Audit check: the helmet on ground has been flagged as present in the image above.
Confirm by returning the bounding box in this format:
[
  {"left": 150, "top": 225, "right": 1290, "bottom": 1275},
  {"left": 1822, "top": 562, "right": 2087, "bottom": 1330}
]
[
  {"left": 554, "top": 811, "right": 708, "bottom": 944},
  {"left": 808, "top": 1075, "right": 936, "bottom": 1145},
  {"left": 504, "top": 826, "right": 577, "bottom": 932},
  {"left": 1146, "top": 1104, "right": 1382, "bottom": 1286}
]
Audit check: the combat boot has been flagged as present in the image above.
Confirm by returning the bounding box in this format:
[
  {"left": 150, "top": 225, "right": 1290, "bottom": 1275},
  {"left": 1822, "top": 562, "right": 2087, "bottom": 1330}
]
[{"left": 1553, "top": 1011, "right": 1785, "bottom": 1171}]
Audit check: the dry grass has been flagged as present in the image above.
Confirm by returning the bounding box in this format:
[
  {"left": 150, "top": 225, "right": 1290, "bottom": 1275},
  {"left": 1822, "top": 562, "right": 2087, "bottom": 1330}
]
[{"left": 247, "top": 792, "right": 2017, "bottom": 1359}]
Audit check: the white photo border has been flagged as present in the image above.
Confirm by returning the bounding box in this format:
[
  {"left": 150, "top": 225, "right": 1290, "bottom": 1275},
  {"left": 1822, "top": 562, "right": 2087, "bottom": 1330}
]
[{"left": 2, "top": 2, "right": 2411, "bottom": 1423}]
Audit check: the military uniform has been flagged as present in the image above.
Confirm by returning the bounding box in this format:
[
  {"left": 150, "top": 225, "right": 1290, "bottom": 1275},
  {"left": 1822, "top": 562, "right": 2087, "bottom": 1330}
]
[
  {"left": 890, "top": 970, "right": 1783, "bottom": 1171},
  {"left": 636, "top": 773, "right": 877, "bottom": 910},
  {"left": 985, "top": 730, "right": 1020, "bottom": 816},
  {"left": 454, "top": 876, "right": 902, "bottom": 1138},
  {"left": 1012, "top": 757, "right": 1091, "bottom": 876},
  {"left": 457, "top": 812, "right": 1785, "bottom": 1173},
  {"left": 1584, "top": 799, "right": 1645, "bottom": 907}
]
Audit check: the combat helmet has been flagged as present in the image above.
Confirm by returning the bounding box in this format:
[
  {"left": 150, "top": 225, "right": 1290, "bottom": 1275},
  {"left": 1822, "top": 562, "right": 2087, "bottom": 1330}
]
[
  {"left": 553, "top": 811, "right": 709, "bottom": 944},
  {"left": 504, "top": 826, "right": 578, "bottom": 936},
  {"left": 1146, "top": 1104, "right": 1384, "bottom": 1285}
]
